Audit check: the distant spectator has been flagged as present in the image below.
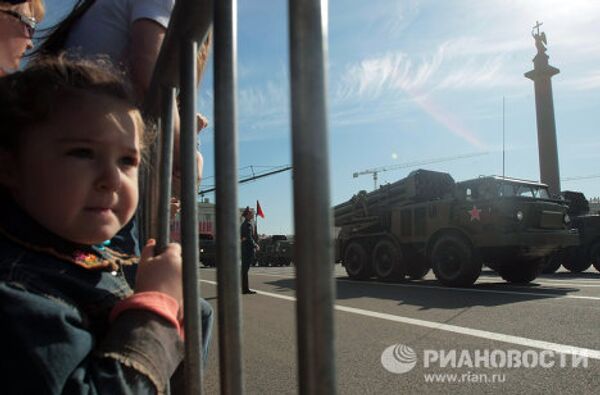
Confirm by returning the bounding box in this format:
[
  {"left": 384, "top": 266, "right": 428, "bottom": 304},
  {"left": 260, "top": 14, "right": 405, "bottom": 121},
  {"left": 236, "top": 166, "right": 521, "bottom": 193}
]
[{"left": 0, "top": 0, "right": 44, "bottom": 76}]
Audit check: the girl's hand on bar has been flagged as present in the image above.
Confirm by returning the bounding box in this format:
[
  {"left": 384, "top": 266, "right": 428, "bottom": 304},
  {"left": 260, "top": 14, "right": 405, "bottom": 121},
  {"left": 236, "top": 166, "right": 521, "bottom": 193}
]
[{"left": 135, "top": 239, "right": 183, "bottom": 309}]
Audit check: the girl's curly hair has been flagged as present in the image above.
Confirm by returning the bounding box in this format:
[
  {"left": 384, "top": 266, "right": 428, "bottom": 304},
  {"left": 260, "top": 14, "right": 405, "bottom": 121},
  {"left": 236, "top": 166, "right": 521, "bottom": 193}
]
[{"left": 0, "top": 55, "right": 154, "bottom": 153}]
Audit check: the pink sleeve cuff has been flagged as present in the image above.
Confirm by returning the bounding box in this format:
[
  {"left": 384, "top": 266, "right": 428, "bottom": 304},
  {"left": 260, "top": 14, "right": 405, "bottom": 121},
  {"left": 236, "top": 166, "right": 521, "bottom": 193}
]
[{"left": 110, "top": 292, "right": 183, "bottom": 338}]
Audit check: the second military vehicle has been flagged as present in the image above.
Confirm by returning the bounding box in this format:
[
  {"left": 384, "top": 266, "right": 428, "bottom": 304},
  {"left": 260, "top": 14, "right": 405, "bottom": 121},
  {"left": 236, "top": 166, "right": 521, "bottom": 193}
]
[
  {"left": 199, "top": 233, "right": 216, "bottom": 267},
  {"left": 334, "top": 169, "right": 578, "bottom": 287},
  {"left": 543, "top": 191, "right": 600, "bottom": 273},
  {"left": 257, "top": 235, "right": 294, "bottom": 266}
]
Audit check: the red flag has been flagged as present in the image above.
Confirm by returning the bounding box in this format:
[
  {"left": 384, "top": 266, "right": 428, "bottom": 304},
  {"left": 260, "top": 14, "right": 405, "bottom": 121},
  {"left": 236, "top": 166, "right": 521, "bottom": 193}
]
[{"left": 256, "top": 200, "right": 265, "bottom": 218}]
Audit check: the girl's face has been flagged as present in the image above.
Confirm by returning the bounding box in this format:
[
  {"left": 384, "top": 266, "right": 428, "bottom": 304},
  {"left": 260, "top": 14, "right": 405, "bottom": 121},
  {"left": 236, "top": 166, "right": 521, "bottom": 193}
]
[
  {"left": 6, "top": 94, "right": 142, "bottom": 245},
  {"left": 0, "top": 3, "right": 34, "bottom": 75}
]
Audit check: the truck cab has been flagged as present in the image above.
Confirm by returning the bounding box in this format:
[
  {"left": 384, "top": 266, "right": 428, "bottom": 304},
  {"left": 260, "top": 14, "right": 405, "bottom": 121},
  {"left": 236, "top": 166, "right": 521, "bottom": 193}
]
[{"left": 453, "top": 176, "right": 578, "bottom": 265}]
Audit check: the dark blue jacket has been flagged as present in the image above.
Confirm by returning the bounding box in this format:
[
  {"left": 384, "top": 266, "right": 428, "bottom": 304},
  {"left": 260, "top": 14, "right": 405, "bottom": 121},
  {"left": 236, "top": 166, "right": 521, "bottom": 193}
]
[
  {"left": 240, "top": 219, "right": 257, "bottom": 258},
  {"left": 0, "top": 194, "right": 183, "bottom": 394}
]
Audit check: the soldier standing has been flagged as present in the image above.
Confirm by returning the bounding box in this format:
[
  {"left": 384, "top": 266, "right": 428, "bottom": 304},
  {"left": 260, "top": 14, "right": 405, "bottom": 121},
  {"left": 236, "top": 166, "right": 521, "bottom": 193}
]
[{"left": 240, "top": 207, "right": 258, "bottom": 294}]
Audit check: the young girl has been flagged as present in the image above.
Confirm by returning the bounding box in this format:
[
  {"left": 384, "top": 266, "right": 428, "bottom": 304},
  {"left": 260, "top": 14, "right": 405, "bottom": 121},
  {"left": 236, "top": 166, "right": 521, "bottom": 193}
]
[{"left": 0, "top": 56, "right": 184, "bottom": 394}]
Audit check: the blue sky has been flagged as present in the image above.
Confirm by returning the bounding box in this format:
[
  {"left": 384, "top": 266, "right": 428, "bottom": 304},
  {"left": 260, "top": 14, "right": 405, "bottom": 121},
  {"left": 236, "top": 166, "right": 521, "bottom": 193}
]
[{"left": 42, "top": 1, "right": 600, "bottom": 235}]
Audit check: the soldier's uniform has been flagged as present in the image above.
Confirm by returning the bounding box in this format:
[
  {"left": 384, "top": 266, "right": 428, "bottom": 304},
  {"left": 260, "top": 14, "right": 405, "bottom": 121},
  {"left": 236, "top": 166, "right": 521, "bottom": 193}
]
[{"left": 240, "top": 216, "right": 257, "bottom": 294}]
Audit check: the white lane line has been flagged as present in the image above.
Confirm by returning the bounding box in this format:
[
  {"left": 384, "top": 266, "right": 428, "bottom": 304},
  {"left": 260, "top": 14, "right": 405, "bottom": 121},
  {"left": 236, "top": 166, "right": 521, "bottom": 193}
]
[
  {"left": 243, "top": 272, "right": 600, "bottom": 301},
  {"left": 478, "top": 276, "right": 600, "bottom": 287},
  {"left": 336, "top": 279, "right": 600, "bottom": 301},
  {"left": 200, "top": 279, "right": 600, "bottom": 360},
  {"left": 533, "top": 279, "right": 600, "bottom": 287},
  {"left": 244, "top": 269, "right": 600, "bottom": 287},
  {"left": 479, "top": 280, "right": 600, "bottom": 288},
  {"left": 248, "top": 273, "right": 296, "bottom": 278}
]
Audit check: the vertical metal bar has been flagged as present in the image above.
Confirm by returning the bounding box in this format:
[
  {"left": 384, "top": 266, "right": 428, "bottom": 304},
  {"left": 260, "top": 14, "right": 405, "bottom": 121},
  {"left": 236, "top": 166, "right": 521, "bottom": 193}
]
[
  {"left": 214, "top": 0, "right": 244, "bottom": 394},
  {"left": 288, "top": 1, "right": 337, "bottom": 394},
  {"left": 156, "top": 86, "right": 176, "bottom": 395},
  {"left": 156, "top": 87, "right": 176, "bottom": 252},
  {"left": 180, "top": 38, "right": 204, "bottom": 394},
  {"left": 139, "top": 146, "right": 160, "bottom": 245}
]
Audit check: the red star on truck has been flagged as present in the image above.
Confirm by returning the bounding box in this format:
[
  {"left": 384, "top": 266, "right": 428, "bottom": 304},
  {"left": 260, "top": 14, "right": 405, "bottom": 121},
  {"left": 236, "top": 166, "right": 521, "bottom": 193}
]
[{"left": 468, "top": 206, "right": 482, "bottom": 221}]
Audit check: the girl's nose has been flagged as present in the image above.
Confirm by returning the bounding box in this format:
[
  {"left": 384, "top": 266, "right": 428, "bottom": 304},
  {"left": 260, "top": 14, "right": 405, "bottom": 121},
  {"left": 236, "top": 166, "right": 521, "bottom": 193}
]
[{"left": 95, "top": 164, "right": 121, "bottom": 192}]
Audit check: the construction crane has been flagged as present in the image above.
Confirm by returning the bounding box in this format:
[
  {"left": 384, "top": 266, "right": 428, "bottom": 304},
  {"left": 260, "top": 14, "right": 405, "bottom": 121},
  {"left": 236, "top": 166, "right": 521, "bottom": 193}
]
[{"left": 353, "top": 152, "right": 489, "bottom": 190}]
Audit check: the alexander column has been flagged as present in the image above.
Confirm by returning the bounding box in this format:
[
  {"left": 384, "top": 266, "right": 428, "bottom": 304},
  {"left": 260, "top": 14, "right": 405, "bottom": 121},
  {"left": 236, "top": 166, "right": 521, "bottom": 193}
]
[{"left": 525, "top": 21, "right": 561, "bottom": 197}]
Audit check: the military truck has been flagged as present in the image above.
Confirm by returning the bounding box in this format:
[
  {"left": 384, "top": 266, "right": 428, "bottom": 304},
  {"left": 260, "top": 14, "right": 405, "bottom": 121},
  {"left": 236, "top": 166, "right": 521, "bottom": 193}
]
[
  {"left": 199, "top": 233, "right": 217, "bottom": 267},
  {"left": 334, "top": 169, "right": 578, "bottom": 287},
  {"left": 256, "top": 235, "right": 294, "bottom": 266},
  {"left": 542, "top": 191, "right": 600, "bottom": 273}
]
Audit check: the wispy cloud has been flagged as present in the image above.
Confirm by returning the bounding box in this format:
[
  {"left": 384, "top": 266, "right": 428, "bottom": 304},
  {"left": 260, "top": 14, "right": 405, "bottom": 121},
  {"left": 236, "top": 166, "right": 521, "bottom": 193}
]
[
  {"left": 436, "top": 54, "right": 510, "bottom": 90},
  {"left": 371, "top": 0, "right": 422, "bottom": 38},
  {"left": 563, "top": 71, "right": 600, "bottom": 91},
  {"left": 334, "top": 36, "right": 525, "bottom": 104},
  {"left": 335, "top": 48, "right": 445, "bottom": 101},
  {"left": 198, "top": 73, "right": 290, "bottom": 144},
  {"left": 237, "top": 74, "right": 290, "bottom": 141}
]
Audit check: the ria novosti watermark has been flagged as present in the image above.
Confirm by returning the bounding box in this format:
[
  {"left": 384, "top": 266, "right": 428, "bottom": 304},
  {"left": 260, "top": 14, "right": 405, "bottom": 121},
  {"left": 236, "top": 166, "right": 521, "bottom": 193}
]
[{"left": 381, "top": 344, "right": 588, "bottom": 383}]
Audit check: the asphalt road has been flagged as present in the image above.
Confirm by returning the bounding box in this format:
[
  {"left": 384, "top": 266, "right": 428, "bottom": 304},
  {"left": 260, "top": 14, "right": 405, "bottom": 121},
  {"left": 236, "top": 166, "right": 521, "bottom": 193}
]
[{"left": 197, "top": 265, "right": 600, "bottom": 394}]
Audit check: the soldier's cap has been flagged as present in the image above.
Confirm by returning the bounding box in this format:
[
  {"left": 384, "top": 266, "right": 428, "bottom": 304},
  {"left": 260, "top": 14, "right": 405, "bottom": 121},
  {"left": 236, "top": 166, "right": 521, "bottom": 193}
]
[{"left": 242, "top": 206, "right": 251, "bottom": 217}]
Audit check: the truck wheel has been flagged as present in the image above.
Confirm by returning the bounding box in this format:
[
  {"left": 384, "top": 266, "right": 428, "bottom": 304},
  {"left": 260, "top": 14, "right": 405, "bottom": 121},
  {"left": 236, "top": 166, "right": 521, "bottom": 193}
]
[
  {"left": 562, "top": 247, "right": 592, "bottom": 273},
  {"left": 344, "top": 242, "right": 373, "bottom": 280},
  {"left": 590, "top": 242, "right": 600, "bottom": 272},
  {"left": 431, "top": 235, "right": 481, "bottom": 287},
  {"left": 372, "top": 240, "right": 404, "bottom": 281},
  {"left": 541, "top": 250, "right": 563, "bottom": 274},
  {"left": 498, "top": 259, "right": 542, "bottom": 283}
]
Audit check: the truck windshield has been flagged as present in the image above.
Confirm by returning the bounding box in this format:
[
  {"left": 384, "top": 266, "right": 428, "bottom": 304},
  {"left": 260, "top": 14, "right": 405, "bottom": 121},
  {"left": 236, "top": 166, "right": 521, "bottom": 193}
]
[{"left": 498, "top": 182, "right": 550, "bottom": 199}]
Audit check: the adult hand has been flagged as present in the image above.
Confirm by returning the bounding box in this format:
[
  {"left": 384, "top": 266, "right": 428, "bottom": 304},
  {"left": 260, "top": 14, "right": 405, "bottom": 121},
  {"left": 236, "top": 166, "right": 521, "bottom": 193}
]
[
  {"left": 197, "top": 112, "right": 208, "bottom": 131},
  {"left": 172, "top": 112, "right": 207, "bottom": 196},
  {"left": 170, "top": 197, "right": 181, "bottom": 220}
]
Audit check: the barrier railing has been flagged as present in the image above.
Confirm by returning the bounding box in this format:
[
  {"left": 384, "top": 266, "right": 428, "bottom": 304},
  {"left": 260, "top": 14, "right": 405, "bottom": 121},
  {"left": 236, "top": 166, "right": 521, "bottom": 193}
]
[{"left": 142, "top": 1, "right": 335, "bottom": 393}]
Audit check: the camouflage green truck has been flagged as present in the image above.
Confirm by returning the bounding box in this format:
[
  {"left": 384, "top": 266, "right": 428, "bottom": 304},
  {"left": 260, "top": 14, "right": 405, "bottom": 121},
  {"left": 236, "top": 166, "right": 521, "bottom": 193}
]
[
  {"left": 199, "top": 233, "right": 216, "bottom": 267},
  {"left": 334, "top": 169, "right": 578, "bottom": 287},
  {"left": 256, "top": 235, "right": 294, "bottom": 266},
  {"left": 543, "top": 191, "right": 600, "bottom": 273}
]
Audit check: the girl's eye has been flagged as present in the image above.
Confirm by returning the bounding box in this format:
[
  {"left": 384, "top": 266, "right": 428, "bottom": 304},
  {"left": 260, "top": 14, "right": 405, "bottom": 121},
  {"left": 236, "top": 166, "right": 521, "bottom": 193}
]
[
  {"left": 66, "top": 148, "right": 93, "bottom": 158},
  {"left": 119, "top": 156, "right": 139, "bottom": 167}
]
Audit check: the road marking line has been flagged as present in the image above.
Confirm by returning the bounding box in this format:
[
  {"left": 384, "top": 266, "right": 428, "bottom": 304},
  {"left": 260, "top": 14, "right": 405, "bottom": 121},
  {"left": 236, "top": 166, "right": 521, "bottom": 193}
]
[
  {"left": 337, "top": 279, "right": 600, "bottom": 301},
  {"left": 236, "top": 268, "right": 600, "bottom": 287},
  {"left": 479, "top": 275, "right": 600, "bottom": 287},
  {"left": 200, "top": 279, "right": 600, "bottom": 360},
  {"left": 479, "top": 280, "right": 600, "bottom": 288},
  {"left": 241, "top": 272, "right": 600, "bottom": 301}
]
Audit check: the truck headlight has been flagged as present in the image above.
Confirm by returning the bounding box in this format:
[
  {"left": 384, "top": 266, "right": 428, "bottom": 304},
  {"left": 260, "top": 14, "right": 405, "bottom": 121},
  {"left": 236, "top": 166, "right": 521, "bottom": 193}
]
[
  {"left": 200, "top": 248, "right": 205, "bottom": 253},
  {"left": 516, "top": 211, "right": 524, "bottom": 221},
  {"left": 564, "top": 214, "right": 570, "bottom": 224}
]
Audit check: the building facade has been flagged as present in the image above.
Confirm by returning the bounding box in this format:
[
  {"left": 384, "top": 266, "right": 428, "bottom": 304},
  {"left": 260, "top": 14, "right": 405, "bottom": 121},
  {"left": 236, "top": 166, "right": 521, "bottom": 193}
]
[{"left": 170, "top": 198, "right": 254, "bottom": 240}]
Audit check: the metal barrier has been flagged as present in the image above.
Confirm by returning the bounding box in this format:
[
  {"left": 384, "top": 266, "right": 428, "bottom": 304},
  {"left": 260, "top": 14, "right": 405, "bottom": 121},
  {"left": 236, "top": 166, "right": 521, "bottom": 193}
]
[{"left": 142, "top": 0, "right": 335, "bottom": 393}]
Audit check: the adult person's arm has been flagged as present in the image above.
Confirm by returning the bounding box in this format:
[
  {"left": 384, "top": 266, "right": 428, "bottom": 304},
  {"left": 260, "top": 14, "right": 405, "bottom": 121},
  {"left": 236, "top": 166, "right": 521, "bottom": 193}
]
[
  {"left": 129, "top": 19, "right": 165, "bottom": 101},
  {"left": 129, "top": 19, "right": 209, "bottom": 190}
]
